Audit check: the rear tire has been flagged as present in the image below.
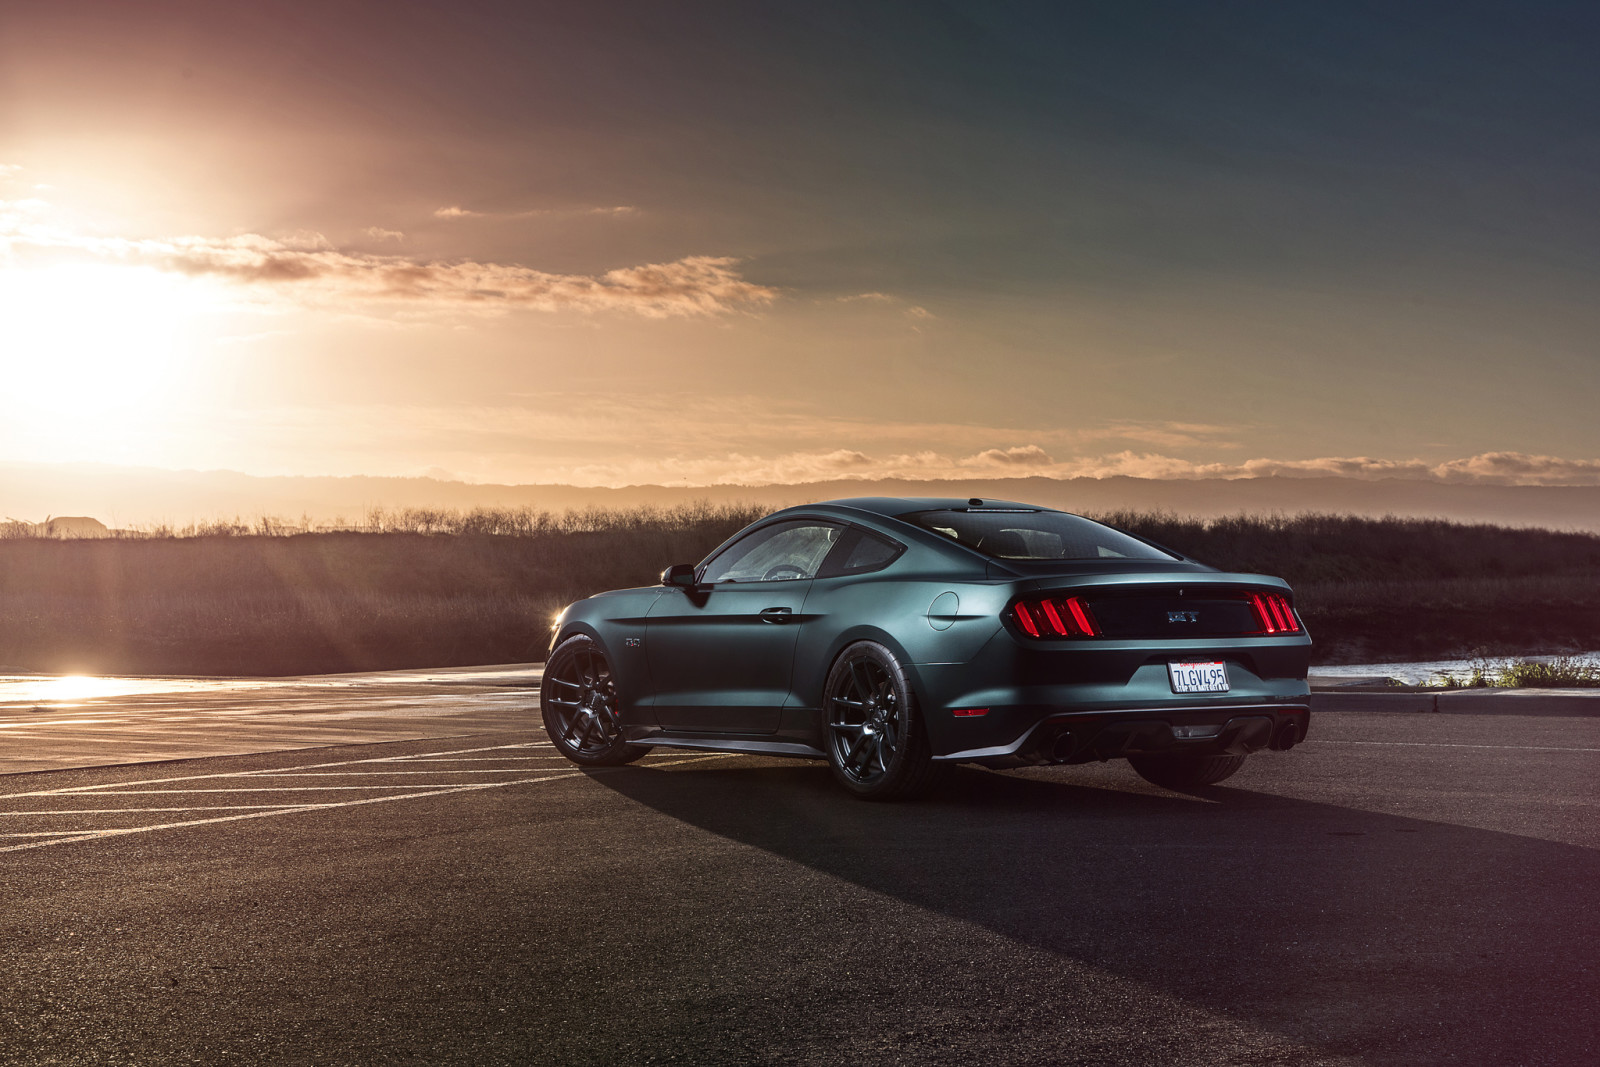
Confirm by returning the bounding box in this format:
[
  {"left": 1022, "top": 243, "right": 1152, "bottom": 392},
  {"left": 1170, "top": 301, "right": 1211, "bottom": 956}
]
[
  {"left": 823, "top": 642, "right": 944, "bottom": 801},
  {"left": 1128, "top": 753, "right": 1246, "bottom": 788},
  {"left": 541, "top": 635, "right": 651, "bottom": 767}
]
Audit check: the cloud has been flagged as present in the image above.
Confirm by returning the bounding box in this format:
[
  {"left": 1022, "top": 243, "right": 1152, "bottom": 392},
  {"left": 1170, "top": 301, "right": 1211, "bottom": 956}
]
[
  {"left": 147, "top": 392, "right": 1600, "bottom": 492},
  {"left": 944, "top": 450, "right": 1600, "bottom": 487},
  {"left": 416, "top": 465, "right": 472, "bottom": 483},
  {"left": 1094, "top": 421, "right": 1237, "bottom": 449},
  {"left": 434, "top": 204, "right": 637, "bottom": 221},
  {"left": 833, "top": 291, "right": 933, "bottom": 322},
  {"left": 555, "top": 447, "right": 1600, "bottom": 489},
  {"left": 1431, "top": 452, "right": 1600, "bottom": 485},
  {"left": 362, "top": 227, "right": 405, "bottom": 242},
  {"left": 2, "top": 215, "right": 778, "bottom": 317},
  {"left": 968, "top": 445, "right": 1054, "bottom": 466}
]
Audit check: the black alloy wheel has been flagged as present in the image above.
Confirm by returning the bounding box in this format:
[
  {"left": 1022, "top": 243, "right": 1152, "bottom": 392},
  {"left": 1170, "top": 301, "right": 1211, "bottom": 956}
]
[
  {"left": 824, "top": 641, "right": 942, "bottom": 800},
  {"left": 542, "top": 636, "right": 650, "bottom": 766}
]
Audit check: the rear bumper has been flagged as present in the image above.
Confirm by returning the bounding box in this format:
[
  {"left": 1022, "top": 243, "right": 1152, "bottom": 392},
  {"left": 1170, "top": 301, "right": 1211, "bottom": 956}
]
[
  {"left": 913, "top": 625, "right": 1312, "bottom": 763},
  {"left": 933, "top": 703, "right": 1310, "bottom": 766}
]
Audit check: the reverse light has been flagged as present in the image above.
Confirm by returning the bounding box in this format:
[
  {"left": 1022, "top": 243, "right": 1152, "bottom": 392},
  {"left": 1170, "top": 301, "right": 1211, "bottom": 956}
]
[
  {"left": 1012, "top": 595, "right": 1101, "bottom": 638},
  {"left": 1249, "top": 593, "right": 1301, "bottom": 634}
]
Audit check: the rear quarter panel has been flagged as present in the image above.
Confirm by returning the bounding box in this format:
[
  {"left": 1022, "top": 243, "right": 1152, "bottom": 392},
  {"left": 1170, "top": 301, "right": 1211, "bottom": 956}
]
[{"left": 783, "top": 571, "right": 1005, "bottom": 734}]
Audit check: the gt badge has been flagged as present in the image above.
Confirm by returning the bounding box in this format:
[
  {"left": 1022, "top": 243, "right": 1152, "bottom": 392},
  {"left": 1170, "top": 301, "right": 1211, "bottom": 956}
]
[{"left": 624, "top": 637, "right": 642, "bottom": 647}]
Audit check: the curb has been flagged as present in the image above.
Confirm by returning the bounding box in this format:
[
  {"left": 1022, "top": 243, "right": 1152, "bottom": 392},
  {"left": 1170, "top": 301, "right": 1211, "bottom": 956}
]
[{"left": 1312, "top": 689, "right": 1600, "bottom": 717}]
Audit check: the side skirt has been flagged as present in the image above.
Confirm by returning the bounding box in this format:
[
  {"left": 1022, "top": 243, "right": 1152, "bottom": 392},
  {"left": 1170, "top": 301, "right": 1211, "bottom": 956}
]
[{"left": 632, "top": 735, "right": 828, "bottom": 760}]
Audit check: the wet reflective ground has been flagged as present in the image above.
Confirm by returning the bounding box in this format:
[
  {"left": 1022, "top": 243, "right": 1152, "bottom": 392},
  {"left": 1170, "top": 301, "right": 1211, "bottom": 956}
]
[{"left": 0, "top": 664, "right": 541, "bottom": 774}]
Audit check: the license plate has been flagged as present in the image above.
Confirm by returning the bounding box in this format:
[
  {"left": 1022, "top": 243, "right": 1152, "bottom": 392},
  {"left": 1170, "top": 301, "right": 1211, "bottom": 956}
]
[{"left": 1168, "top": 661, "right": 1230, "bottom": 694}]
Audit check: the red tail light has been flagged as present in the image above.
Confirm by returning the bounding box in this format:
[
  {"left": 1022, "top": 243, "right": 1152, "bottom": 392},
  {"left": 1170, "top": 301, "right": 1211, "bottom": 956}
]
[
  {"left": 1011, "top": 595, "right": 1101, "bottom": 638},
  {"left": 1249, "top": 593, "right": 1301, "bottom": 634}
]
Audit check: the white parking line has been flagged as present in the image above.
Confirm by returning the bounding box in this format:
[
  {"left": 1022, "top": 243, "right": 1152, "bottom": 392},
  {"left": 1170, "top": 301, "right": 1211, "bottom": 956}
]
[
  {"left": 252, "top": 769, "right": 569, "bottom": 776},
  {"left": 76, "top": 787, "right": 477, "bottom": 793},
  {"left": 0, "top": 751, "right": 732, "bottom": 854},
  {"left": 0, "top": 742, "right": 548, "bottom": 800},
  {"left": 0, "top": 806, "right": 320, "bottom": 814},
  {"left": 1314, "top": 740, "right": 1600, "bottom": 753},
  {"left": 383, "top": 756, "right": 556, "bottom": 762}
]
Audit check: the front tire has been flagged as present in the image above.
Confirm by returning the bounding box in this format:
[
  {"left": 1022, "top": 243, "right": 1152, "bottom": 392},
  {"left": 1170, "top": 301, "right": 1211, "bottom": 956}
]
[
  {"left": 823, "top": 642, "right": 942, "bottom": 800},
  {"left": 541, "top": 635, "right": 650, "bottom": 766},
  {"left": 1128, "top": 753, "right": 1247, "bottom": 788}
]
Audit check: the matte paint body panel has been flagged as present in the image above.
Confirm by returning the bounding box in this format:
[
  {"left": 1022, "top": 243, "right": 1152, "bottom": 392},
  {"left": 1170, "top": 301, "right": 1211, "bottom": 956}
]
[
  {"left": 643, "top": 580, "right": 812, "bottom": 733},
  {"left": 552, "top": 586, "right": 666, "bottom": 729}
]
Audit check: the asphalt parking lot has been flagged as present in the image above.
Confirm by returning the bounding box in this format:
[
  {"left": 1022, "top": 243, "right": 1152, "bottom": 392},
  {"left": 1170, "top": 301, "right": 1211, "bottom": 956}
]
[{"left": 0, "top": 672, "right": 1596, "bottom": 1066}]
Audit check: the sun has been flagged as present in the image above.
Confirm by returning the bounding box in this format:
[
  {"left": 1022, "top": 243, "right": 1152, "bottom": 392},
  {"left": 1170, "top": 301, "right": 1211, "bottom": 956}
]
[{"left": 0, "top": 261, "right": 217, "bottom": 458}]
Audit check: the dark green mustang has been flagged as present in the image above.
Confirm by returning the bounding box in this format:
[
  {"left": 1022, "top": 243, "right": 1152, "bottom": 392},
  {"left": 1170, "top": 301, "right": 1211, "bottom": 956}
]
[{"left": 542, "top": 498, "right": 1312, "bottom": 800}]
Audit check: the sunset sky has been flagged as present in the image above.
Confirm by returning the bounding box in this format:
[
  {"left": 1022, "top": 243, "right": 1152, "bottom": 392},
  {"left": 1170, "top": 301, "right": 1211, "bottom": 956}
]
[{"left": 3, "top": 1, "right": 1599, "bottom": 488}]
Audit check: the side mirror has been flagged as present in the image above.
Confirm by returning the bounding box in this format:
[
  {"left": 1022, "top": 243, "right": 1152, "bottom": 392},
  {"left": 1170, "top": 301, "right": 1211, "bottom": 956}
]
[{"left": 661, "top": 563, "right": 697, "bottom": 588}]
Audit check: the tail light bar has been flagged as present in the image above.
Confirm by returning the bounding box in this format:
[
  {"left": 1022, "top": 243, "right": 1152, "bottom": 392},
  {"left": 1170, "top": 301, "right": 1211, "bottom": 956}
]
[
  {"left": 1012, "top": 591, "right": 1300, "bottom": 639},
  {"left": 1250, "top": 593, "right": 1301, "bottom": 634},
  {"left": 1012, "top": 595, "right": 1101, "bottom": 638}
]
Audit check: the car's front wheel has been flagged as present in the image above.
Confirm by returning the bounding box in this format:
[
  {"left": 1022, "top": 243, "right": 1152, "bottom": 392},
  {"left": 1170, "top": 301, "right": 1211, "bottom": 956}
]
[
  {"left": 541, "top": 635, "right": 650, "bottom": 766},
  {"left": 824, "top": 642, "right": 943, "bottom": 800},
  {"left": 1128, "top": 752, "right": 1246, "bottom": 788}
]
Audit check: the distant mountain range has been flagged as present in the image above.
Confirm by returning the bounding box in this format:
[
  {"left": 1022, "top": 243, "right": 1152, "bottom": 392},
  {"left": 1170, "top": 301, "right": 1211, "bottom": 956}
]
[{"left": 4, "top": 462, "right": 1600, "bottom": 532}]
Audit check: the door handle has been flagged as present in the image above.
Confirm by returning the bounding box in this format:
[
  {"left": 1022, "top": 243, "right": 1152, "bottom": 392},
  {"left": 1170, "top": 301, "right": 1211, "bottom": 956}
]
[{"left": 759, "top": 606, "right": 793, "bottom": 623}]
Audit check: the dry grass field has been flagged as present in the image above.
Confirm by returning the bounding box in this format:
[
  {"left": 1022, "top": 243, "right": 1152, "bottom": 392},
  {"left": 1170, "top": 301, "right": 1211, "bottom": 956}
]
[
  {"left": 1103, "top": 512, "right": 1600, "bottom": 664},
  {"left": 1, "top": 505, "right": 1596, "bottom": 675},
  {"left": 0, "top": 505, "right": 764, "bottom": 675}
]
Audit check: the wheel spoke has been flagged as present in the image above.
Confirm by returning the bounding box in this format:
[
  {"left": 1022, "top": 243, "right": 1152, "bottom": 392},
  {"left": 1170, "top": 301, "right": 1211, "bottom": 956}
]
[
  {"left": 844, "top": 732, "right": 873, "bottom": 772},
  {"left": 846, "top": 659, "right": 866, "bottom": 698}
]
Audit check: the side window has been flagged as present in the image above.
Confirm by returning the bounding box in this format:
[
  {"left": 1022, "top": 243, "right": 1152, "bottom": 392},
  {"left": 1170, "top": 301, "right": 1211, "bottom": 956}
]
[
  {"left": 700, "top": 522, "right": 842, "bottom": 583},
  {"left": 819, "top": 528, "right": 905, "bottom": 578}
]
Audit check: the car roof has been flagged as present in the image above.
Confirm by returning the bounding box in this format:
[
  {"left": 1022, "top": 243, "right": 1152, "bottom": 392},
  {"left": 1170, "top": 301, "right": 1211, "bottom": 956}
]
[{"left": 805, "top": 497, "right": 1049, "bottom": 518}]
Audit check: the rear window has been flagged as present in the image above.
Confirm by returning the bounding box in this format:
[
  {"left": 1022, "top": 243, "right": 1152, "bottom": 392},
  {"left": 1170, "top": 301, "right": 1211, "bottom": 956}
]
[{"left": 901, "top": 509, "right": 1177, "bottom": 561}]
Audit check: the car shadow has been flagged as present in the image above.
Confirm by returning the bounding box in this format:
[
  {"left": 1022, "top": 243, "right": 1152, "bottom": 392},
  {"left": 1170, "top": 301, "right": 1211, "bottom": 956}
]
[{"left": 590, "top": 759, "right": 1599, "bottom": 1065}]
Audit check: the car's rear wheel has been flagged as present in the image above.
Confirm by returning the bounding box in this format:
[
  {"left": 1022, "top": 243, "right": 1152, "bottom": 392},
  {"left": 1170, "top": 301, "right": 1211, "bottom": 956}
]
[
  {"left": 824, "top": 642, "right": 942, "bottom": 800},
  {"left": 542, "top": 636, "right": 650, "bottom": 766},
  {"left": 1128, "top": 752, "right": 1246, "bottom": 788}
]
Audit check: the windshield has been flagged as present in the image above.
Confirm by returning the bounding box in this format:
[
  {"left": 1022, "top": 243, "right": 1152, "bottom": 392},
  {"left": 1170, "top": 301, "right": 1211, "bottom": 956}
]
[{"left": 901, "top": 509, "right": 1178, "bottom": 561}]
